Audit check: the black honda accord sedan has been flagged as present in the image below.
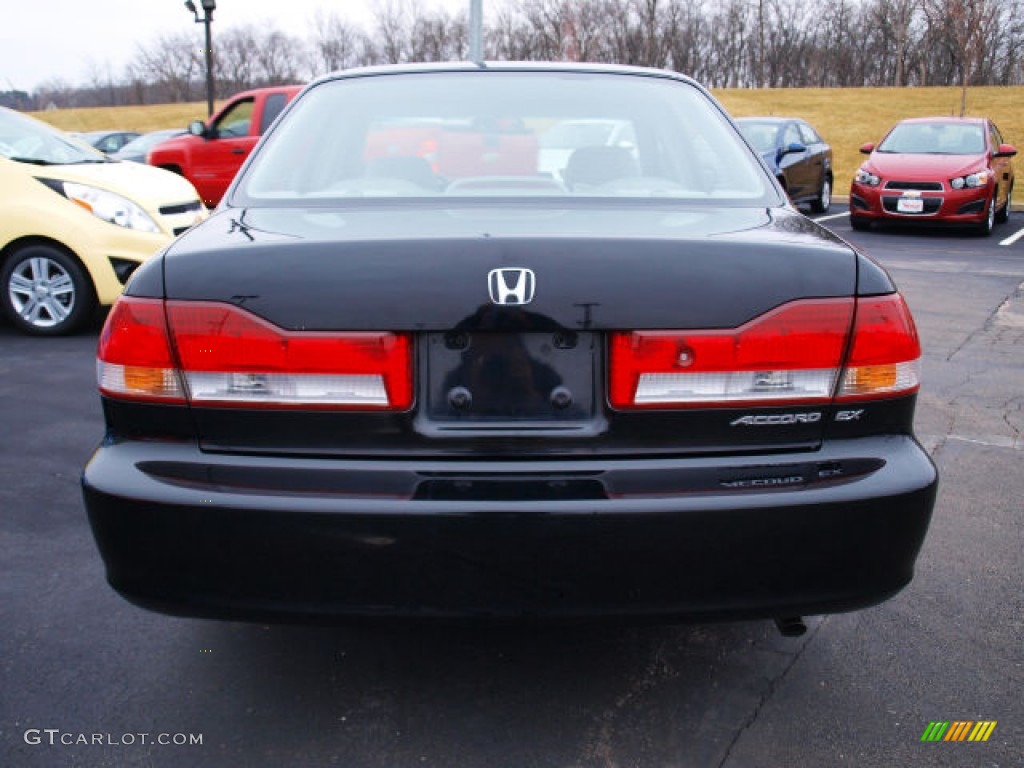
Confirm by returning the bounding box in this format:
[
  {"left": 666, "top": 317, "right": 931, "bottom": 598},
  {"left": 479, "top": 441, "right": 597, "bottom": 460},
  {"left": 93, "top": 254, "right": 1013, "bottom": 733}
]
[{"left": 83, "top": 63, "right": 937, "bottom": 628}]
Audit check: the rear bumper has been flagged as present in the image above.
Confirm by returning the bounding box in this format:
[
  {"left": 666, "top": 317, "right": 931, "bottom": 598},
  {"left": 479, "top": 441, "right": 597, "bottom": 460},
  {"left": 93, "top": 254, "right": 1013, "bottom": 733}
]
[{"left": 82, "top": 436, "right": 937, "bottom": 623}]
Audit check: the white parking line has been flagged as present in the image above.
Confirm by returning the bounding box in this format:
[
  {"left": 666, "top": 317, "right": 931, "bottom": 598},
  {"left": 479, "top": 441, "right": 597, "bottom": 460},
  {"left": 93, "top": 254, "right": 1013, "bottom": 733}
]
[
  {"left": 999, "top": 225, "right": 1024, "bottom": 246},
  {"left": 811, "top": 212, "right": 849, "bottom": 223}
]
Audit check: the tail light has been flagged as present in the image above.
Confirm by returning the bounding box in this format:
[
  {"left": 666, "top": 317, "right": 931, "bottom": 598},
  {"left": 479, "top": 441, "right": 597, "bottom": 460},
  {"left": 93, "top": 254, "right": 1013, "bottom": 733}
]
[
  {"left": 610, "top": 295, "right": 920, "bottom": 409},
  {"left": 98, "top": 298, "right": 412, "bottom": 410},
  {"left": 97, "top": 298, "right": 185, "bottom": 403},
  {"left": 836, "top": 294, "right": 921, "bottom": 401}
]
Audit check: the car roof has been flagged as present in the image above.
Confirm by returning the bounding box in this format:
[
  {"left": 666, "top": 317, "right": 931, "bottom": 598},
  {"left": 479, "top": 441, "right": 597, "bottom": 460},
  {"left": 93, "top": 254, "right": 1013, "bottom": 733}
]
[
  {"left": 312, "top": 61, "right": 700, "bottom": 89},
  {"left": 81, "top": 130, "right": 135, "bottom": 138},
  {"left": 896, "top": 116, "right": 987, "bottom": 126},
  {"left": 228, "top": 84, "right": 304, "bottom": 100},
  {"left": 140, "top": 128, "right": 185, "bottom": 137}
]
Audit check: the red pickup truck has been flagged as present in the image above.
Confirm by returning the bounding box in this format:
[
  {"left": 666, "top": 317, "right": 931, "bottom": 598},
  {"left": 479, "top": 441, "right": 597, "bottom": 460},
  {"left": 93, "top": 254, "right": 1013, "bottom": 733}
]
[{"left": 148, "top": 85, "right": 302, "bottom": 207}]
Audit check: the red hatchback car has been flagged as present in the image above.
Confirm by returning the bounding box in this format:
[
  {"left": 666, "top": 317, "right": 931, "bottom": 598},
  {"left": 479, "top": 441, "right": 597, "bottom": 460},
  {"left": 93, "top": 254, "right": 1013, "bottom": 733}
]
[{"left": 849, "top": 117, "right": 1016, "bottom": 235}]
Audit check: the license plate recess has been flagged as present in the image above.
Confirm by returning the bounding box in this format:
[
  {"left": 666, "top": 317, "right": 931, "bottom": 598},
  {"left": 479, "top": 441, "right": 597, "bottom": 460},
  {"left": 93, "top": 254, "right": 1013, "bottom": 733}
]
[{"left": 423, "top": 331, "right": 597, "bottom": 423}]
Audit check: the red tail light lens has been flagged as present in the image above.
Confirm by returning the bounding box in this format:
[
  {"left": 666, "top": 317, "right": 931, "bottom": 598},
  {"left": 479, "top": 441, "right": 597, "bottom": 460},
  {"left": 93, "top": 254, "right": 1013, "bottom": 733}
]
[
  {"left": 97, "top": 298, "right": 185, "bottom": 403},
  {"left": 98, "top": 297, "right": 413, "bottom": 410},
  {"left": 610, "top": 295, "right": 921, "bottom": 409},
  {"left": 837, "top": 294, "right": 920, "bottom": 400},
  {"left": 610, "top": 299, "right": 855, "bottom": 409}
]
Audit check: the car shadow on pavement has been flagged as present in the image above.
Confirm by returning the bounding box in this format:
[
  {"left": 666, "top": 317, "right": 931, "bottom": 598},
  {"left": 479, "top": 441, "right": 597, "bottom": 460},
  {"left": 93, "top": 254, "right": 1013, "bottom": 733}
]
[{"left": 172, "top": 617, "right": 815, "bottom": 766}]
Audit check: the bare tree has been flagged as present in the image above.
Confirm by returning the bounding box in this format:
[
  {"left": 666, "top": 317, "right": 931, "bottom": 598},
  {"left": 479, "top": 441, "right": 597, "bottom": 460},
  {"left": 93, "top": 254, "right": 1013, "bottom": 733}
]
[
  {"left": 408, "top": 6, "right": 467, "bottom": 61},
  {"left": 659, "top": 0, "right": 708, "bottom": 79},
  {"left": 922, "top": 0, "right": 1002, "bottom": 114},
  {"left": 84, "top": 59, "right": 120, "bottom": 107},
  {"left": 516, "top": 0, "right": 573, "bottom": 61},
  {"left": 706, "top": 0, "right": 755, "bottom": 87},
  {"left": 603, "top": 1, "right": 640, "bottom": 65},
  {"left": 761, "top": 0, "right": 814, "bottom": 86},
  {"left": 488, "top": 6, "right": 524, "bottom": 59},
  {"left": 886, "top": 0, "right": 920, "bottom": 87},
  {"left": 33, "top": 78, "right": 78, "bottom": 110},
  {"left": 1000, "top": 0, "right": 1024, "bottom": 84},
  {"left": 21, "top": 0, "right": 1024, "bottom": 111},
  {"left": 970, "top": 1, "right": 1012, "bottom": 85},
  {"left": 252, "top": 27, "right": 304, "bottom": 85},
  {"left": 370, "top": 0, "right": 414, "bottom": 64},
  {"left": 308, "top": 10, "right": 364, "bottom": 76},
  {"left": 129, "top": 32, "right": 200, "bottom": 103},
  {"left": 216, "top": 25, "right": 259, "bottom": 94},
  {"left": 809, "top": 0, "right": 853, "bottom": 86}
]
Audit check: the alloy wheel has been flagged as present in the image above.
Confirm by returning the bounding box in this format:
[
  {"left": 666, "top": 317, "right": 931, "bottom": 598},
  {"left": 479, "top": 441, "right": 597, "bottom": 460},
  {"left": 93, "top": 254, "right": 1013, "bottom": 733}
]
[
  {"left": 1, "top": 245, "right": 95, "bottom": 335},
  {"left": 8, "top": 256, "right": 76, "bottom": 328}
]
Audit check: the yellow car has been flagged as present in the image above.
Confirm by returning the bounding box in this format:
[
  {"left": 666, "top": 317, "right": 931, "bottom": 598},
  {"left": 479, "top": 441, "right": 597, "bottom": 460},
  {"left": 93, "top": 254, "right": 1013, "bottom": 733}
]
[{"left": 0, "top": 107, "right": 205, "bottom": 335}]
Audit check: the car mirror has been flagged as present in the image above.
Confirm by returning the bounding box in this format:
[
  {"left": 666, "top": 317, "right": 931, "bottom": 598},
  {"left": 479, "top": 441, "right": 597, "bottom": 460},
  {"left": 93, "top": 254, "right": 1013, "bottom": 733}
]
[
  {"left": 188, "top": 120, "right": 209, "bottom": 139},
  {"left": 859, "top": 142, "right": 875, "bottom": 154},
  {"left": 779, "top": 142, "right": 807, "bottom": 158},
  {"left": 994, "top": 143, "right": 1018, "bottom": 158}
]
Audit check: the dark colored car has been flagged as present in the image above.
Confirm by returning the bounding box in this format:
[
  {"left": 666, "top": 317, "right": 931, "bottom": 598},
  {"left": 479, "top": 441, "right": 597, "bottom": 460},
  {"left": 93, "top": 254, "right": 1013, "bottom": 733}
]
[
  {"left": 110, "top": 128, "right": 185, "bottom": 164},
  {"left": 72, "top": 130, "right": 142, "bottom": 154},
  {"left": 83, "top": 63, "right": 937, "bottom": 629},
  {"left": 736, "top": 117, "right": 833, "bottom": 213},
  {"left": 849, "top": 116, "right": 1016, "bottom": 235}
]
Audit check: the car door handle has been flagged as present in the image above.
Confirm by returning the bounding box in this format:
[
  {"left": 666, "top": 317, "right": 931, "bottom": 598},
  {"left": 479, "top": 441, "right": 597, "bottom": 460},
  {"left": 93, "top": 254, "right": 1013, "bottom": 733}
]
[{"left": 231, "top": 148, "right": 248, "bottom": 155}]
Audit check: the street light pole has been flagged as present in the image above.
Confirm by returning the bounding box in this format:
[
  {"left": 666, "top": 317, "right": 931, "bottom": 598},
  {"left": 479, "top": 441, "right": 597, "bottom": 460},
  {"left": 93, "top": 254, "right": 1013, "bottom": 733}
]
[
  {"left": 468, "top": 0, "right": 482, "bottom": 63},
  {"left": 185, "top": 0, "right": 217, "bottom": 117}
]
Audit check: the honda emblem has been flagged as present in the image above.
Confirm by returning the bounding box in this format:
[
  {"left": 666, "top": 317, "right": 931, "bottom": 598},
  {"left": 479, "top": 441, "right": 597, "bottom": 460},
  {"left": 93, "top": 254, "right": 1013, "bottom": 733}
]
[{"left": 487, "top": 268, "right": 536, "bottom": 306}]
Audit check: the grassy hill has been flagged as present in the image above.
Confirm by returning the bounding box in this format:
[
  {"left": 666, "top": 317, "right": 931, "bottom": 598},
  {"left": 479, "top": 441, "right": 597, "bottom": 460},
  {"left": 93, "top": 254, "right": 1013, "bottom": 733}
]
[
  {"left": 33, "top": 103, "right": 210, "bottom": 135},
  {"left": 31, "top": 86, "right": 1024, "bottom": 194}
]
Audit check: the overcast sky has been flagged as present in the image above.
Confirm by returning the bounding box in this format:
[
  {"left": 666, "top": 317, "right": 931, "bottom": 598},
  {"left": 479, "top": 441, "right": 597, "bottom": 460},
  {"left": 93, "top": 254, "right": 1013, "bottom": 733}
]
[{"left": 0, "top": 0, "right": 475, "bottom": 92}]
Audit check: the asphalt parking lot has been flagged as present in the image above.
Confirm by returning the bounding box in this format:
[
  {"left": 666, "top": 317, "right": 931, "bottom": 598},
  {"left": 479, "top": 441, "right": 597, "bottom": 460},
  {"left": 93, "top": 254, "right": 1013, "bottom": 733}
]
[{"left": 1, "top": 204, "right": 1021, "bottom": 767}]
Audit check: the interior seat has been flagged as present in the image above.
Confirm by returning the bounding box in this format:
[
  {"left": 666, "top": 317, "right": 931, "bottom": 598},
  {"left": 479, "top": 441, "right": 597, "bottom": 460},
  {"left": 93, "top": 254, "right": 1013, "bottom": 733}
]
[
  {"left": 563, "top": 146, "right": 640, "bottom": 190},
  {"left": 364, "top": 155, "right": 439, "bottom": 190}
]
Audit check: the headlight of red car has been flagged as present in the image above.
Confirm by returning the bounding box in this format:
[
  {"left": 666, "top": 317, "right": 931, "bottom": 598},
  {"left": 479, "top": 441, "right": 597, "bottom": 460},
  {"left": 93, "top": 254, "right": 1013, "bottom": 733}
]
[
  {"left": 854, "top": 168, "right": 880, "bottom": 186},
  {"left": 949, "top": 170, "right": 992, "bottom": 190}
]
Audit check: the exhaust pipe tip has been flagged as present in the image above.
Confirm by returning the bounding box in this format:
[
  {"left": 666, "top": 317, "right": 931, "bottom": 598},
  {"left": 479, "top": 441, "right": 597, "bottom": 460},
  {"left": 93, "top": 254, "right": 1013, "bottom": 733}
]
[{"left": 774, "top": 616, "right": 807, "bottom": 637}]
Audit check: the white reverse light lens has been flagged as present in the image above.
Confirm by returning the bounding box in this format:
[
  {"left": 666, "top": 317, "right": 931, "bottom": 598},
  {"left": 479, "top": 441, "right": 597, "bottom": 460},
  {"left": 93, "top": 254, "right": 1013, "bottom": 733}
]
[
  {"left": 634, "top": 369, "right": 838, "bottom": 405},
  {"left": 184, "top": 372, "right": 389, "bottom": 406},
  {"left": 63, "top": 181, "right": 160, "bottom": 232}
]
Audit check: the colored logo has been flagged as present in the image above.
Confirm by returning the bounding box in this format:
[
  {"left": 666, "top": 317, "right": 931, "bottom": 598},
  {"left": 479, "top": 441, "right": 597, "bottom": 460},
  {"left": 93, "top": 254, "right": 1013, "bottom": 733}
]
[{"left": 921, "top": 721, "right": 997, "bottom": 742}]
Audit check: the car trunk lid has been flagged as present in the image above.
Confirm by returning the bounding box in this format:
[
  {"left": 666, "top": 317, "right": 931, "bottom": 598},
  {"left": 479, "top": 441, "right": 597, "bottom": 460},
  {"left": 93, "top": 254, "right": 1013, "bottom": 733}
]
[{"left": 155, "top": 203, "right": 860, "bottom": 457}]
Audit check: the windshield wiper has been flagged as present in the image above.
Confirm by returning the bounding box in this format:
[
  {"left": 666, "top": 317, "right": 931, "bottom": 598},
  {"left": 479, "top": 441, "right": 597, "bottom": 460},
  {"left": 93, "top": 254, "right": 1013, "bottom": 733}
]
[{"left": 8, "top": 156, "right": 59, "bottom": 165}]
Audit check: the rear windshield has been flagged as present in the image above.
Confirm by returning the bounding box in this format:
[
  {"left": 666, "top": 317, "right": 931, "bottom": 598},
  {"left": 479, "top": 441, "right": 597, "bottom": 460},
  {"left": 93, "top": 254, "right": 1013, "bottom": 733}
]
[{"left": 236, "top": 70, "right": 774, "bottom": 204}]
